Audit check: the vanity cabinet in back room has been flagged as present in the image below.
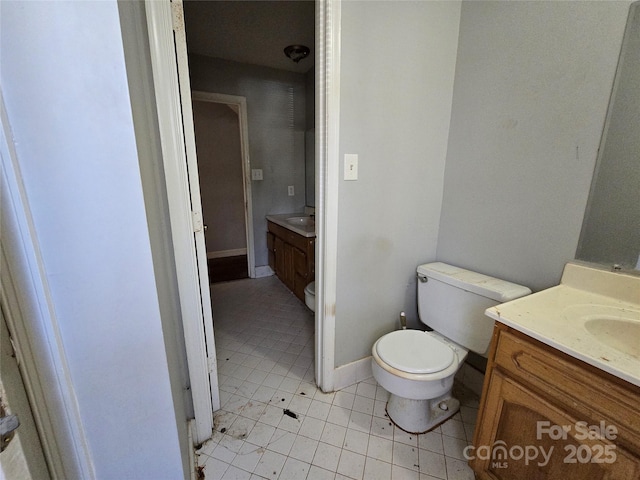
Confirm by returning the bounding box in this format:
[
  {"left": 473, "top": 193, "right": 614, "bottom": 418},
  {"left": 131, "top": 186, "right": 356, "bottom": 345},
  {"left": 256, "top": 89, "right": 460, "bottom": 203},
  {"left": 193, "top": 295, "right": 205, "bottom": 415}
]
[{"left": 266, "top": 221, "right": 315, "bottom": 302}]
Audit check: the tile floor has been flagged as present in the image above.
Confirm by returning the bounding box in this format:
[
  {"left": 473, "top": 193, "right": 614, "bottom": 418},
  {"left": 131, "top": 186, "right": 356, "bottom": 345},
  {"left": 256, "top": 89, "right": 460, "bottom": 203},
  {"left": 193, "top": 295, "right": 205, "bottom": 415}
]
[{"left": 197, "top": 276, "right": 478, "bottom": 480}]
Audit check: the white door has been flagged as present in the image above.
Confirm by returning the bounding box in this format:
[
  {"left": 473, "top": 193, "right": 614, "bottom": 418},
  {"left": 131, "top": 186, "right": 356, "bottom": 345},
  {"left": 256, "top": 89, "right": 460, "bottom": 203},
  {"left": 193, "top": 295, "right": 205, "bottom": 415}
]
[
  {"left": 145, "top": 0, "right": 220, "bottom": 445},
  {"left": 171, "top": 0, "right": 221, "bottom": 418},
  {"left": 0, "top": 307, "right": 50, "bottom": 480}
]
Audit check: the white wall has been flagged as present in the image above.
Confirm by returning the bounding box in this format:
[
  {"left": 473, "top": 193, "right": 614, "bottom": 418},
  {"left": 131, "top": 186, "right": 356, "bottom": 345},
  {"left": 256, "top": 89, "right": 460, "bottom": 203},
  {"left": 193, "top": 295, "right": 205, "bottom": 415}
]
[
  {"left": 436, "top": 1, "right": 630, "bottom": 292},
  {"left": 188, "top": 55, "right": 307, "bottom": 267},
  {"left": 335, "top": 1, "right": 462, "bottom": 366},
  {"left": 118, "top": 0, "right": 193, "bottom": 475},
  {"left": 1, "top": 1, "right": 186, "bottom": 478}
]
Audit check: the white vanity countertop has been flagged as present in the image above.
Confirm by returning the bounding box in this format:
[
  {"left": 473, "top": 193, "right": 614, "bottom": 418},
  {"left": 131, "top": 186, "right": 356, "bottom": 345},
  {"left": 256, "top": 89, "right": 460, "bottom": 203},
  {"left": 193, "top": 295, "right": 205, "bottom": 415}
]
[
  {"left": 485, "top": 263, "right": 640, "bottom": 387},
  {"left": 266, "top": 213, "right": 316, "bottom": 238}
]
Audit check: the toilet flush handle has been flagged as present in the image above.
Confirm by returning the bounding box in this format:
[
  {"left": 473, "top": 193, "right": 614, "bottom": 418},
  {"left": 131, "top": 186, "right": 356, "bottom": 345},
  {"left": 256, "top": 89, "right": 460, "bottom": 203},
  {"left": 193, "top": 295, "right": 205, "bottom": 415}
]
[{"left": 417, "top": 273, "right": 428, "bottom": 283}]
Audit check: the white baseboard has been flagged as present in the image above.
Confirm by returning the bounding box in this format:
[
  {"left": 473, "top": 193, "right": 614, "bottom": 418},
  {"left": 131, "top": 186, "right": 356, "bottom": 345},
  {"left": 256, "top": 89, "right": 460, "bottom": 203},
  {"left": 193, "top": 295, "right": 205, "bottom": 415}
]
[
  {"left": 333, "top": 356, "right": 373, "bottom": 391},
  {"left": 207, "top": 248, "right": 247, "bottom": 259},
  {"left": 188, "top": 420, "right": 197, "bottom": 480},
  {"left": 254, "top": 265, "right": 274, "bottom": 278}
]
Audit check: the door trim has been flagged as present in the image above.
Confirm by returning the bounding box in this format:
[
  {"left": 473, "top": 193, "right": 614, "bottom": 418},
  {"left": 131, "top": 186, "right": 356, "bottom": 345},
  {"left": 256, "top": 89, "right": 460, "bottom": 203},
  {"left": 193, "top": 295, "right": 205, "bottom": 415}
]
[
  {"left": 192, "top": 91, "right": 256, "bottom": 279},
  {"left": 145, "top": 0, "right": 218, "bottom": 445},
  {"left": 1, "top": 91, "right": 94, "bottom": 479},
  {"left": 315, "top": 0, "right": 341, "bottom": 392}
]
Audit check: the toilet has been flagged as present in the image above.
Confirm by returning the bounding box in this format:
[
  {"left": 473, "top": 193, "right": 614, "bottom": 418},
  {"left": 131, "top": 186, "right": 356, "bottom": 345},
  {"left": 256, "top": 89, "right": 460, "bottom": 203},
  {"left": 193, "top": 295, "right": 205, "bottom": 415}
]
[
  {"left": 371, "top": 262, "right": 531, "bottom": 434},
  {"left": 304, "top": 281, "right": 315, "bottom": 312}
]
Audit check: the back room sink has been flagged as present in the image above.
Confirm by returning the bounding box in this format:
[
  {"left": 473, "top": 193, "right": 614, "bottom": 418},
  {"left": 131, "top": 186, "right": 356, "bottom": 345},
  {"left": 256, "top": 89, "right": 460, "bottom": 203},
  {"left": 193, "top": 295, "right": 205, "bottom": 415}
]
[{"left": 286, "top": 216, "right": 314, "bottom": 227}]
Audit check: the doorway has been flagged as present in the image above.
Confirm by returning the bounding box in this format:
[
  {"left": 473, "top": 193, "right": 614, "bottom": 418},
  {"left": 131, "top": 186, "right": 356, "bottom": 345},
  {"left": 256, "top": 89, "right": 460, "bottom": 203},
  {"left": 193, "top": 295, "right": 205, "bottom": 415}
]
[
  {"left": 192, "top": 92, "right": 255, "bottom": 283},
  {"left": 182, "top": 1, "right": 316, "bottom": 359},
  {"left": 144, "top": 0, "right": 341, "bottom": 445}
]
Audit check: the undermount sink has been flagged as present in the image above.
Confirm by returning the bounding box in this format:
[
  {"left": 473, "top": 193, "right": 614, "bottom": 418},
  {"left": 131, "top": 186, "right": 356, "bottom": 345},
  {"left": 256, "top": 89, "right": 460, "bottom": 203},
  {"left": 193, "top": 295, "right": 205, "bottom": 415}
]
[
  {"left": 286, "top": 216, "right": 314, "bottom": 227},
  {"left": 584, "top": 318, "right": 640, "bottom": 359},
  {"left": 562, "top": 304, "right": 640, "bottom": 359}
]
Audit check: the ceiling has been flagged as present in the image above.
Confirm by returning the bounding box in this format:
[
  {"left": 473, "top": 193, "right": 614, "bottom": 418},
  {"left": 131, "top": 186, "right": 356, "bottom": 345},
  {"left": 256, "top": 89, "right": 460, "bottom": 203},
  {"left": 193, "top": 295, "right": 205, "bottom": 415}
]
[{"left": 183, "top": 0, "right": 315, "bottom": 74}]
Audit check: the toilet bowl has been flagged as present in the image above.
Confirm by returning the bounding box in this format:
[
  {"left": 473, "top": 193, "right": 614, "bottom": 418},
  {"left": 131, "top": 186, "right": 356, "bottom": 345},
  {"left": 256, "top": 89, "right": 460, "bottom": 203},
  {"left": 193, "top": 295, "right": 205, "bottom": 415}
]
[
  {"left": 371, "top": 262, "right": 531, "bottom": 434},
  {"left": 372, "top": 330, "right": 468, "bottom": 433},
  {"left": 304, "top": 281, "right": 315, "bottom": 312}
]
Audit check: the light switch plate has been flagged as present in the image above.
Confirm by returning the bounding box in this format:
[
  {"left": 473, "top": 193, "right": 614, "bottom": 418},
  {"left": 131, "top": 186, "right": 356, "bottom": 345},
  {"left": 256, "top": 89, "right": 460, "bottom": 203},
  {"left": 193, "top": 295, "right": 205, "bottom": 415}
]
[
  {"left": 251, "top": 169, "right": 263, "bottom": 180},
  {"left": 344, "top": 154, "right": 358, "bottom": 180},
  {"left": 288, "top": 185, "right": 295, "bottom": 196}
]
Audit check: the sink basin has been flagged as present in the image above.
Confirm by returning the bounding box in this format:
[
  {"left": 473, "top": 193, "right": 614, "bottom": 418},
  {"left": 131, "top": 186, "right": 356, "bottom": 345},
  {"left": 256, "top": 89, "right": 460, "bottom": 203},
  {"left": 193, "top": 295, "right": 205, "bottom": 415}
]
[
  {"left": 560, "top": 304, "right": 640, "bottom": 359},
  {"left": 584, "top": 318, "right": 640, "bottom": 359},
  {"left": 286, "top": 216, "right": 314, "bottom": 227},
  {"left": 266, "top": 213, "right": 316, "bottom": 238}
]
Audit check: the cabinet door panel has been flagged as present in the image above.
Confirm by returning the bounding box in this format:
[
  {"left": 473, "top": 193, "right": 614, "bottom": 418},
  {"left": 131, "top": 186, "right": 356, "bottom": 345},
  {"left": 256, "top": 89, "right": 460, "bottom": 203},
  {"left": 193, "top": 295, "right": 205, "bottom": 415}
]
[
  {"left": 472, "top": 371, "right": 639, "bottom": 480},
  {"left": 267, "top": 232, "right": 275, "bottom": 270},
  {"left": 267, "top": 220, "right": 314, "bottom": 302},
  {"left": 293, "top": 247, "right": 307, "bottom": 277},
  {"left": 494, "top": 331, "right": 640, "bottom": 442},
  {"left": 292, "top": 247, "right": 308, "bottom": 300},
  {"left": 274, "top": 236, "right": 285, "bottom": 279}
]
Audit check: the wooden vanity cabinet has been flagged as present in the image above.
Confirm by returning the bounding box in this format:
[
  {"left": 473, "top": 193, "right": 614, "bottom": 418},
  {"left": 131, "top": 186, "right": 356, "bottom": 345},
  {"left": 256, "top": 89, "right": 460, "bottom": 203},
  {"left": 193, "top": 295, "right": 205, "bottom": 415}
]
[
  {"left": 471, "top": 323, "right": 640, "bottom": 479},
  {"left": 267, "top": 221, "right": 315, "bottom": 302}
]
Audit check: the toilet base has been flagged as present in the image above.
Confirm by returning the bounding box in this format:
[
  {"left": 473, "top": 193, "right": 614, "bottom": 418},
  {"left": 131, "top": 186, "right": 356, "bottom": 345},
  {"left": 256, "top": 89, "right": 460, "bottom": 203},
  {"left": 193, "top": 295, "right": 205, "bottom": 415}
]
[{"left": 386, "top": 393, "right": 460, "bottom": 434}]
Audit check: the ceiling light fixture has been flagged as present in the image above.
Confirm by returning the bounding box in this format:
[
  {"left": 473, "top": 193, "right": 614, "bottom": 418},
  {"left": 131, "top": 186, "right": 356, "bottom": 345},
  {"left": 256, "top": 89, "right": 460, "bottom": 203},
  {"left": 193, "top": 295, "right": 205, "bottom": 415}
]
[{"left": 284, "top": 45, "right": 310, "bottom": 63}]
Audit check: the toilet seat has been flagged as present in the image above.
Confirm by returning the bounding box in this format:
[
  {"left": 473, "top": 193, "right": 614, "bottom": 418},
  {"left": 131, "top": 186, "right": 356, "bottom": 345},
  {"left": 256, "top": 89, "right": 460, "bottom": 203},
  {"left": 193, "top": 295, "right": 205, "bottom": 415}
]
[
  {"left": 376, "top": 330, "right": 454, "bottom": 374},
  {"left": 304, "top": 281, "right": 315, "bottom": 312},
  {"left": 304, "top": 282, "right": 315, "bottom": 296}
]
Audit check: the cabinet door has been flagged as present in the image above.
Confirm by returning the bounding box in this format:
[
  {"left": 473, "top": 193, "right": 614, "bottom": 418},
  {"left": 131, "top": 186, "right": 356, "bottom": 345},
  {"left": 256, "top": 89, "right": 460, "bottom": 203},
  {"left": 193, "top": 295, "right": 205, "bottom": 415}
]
[
  {"left": 282, "top": 242, "right": 294, "bottom": 289},
  {"left": 308, "top": 238, "right": 315, "bottom": 278},
  {"left": 267, "top": 232, "right": 275, "bottom": 270},
  {"left": 274, "top": 236, "right": 285, "bottom": 279},
  {"left": 292, "top": 246, "right": 308, "bottom": 301},
  {"left": 471, "top": 371, "right": 639, "bottom": 480}
]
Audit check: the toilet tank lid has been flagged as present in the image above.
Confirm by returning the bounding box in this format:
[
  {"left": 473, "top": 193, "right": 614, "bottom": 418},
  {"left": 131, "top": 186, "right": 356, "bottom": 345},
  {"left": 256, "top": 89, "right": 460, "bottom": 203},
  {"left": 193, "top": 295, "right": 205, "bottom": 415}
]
[{"left": 417, "top": 262, "right": 531, "bottom": 302}]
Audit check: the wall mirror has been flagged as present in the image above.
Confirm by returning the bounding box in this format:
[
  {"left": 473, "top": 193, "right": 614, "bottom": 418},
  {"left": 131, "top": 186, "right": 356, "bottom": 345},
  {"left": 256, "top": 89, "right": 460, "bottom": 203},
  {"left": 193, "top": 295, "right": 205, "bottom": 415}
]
[{"left": 576, "top": 1, "right": 639, "bottom": 271}]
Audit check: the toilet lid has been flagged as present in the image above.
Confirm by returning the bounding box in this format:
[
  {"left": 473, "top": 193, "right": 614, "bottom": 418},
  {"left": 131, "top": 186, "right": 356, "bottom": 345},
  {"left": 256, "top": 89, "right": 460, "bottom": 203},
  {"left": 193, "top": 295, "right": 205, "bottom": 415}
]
[{"left": 376, "top": 330, "right": 455, "bottom": 374}]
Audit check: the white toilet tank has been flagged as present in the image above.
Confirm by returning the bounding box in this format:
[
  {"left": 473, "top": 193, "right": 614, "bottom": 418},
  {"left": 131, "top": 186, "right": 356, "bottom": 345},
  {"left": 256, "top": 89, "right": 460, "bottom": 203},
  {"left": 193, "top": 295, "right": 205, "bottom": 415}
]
[{"left": 416, "top": 262, "right": 531, "bottom": 355}]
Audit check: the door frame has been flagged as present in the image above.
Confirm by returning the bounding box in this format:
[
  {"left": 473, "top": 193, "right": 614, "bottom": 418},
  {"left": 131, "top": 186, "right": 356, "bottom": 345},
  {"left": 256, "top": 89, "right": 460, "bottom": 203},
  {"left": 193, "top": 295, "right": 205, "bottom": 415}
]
[
  {"left": 191, "top": 92, "right": 256, "bottom": 279},
  {"left": 314, "top": 0, "right": 341, "bottom": 392},
  {"left": 0, "top": 306, "right": 50, "bottom": 479},
  {"left": 1, "top": 92, "right": 94, "bottom": 479}
]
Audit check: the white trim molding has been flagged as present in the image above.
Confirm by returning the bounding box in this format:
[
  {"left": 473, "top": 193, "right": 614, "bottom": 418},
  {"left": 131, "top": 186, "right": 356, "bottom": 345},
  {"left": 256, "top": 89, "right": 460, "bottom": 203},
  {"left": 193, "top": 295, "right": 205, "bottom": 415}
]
[
  {"left": 1, "top": 91, "right": 95, "bottom": 479},
  {"left": 207, "top": 249, "right": 248, "bottom": 260},
  {"left": 315, "top": 0, "right": 341, "bottom": 392},
  {"left": 192, "top": 91, "right": 256, "bottom": 278},
  {"left": 145, "top": 0, "right": 217, "bottom": 444},
  {"left": 254, "top": 265, "right": 275, "bottom": 278},
  {"left": 333, "top": 357, "right": 373, "bottom": 392}
]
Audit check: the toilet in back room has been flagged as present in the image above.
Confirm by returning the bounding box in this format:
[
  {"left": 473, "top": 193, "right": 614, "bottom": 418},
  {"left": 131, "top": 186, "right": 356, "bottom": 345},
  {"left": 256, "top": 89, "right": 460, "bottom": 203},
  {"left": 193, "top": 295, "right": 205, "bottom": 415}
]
[
  {"left": 304, "top": 281, "right": 315, "bottom": 312},
  {"left": 371, "top": 262, "right": 531, "bottom": 433}
]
